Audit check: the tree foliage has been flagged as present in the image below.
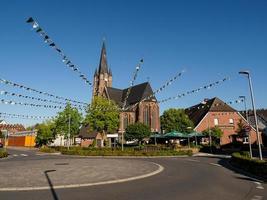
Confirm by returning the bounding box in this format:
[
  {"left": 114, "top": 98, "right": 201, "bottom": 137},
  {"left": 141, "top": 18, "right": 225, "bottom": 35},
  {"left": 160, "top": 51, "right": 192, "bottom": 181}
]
[
  {"left": 125, "top": 122, "right": 151, "bottom": 143},
  {"left": 54, "top": 103, "right": 83, "bottom": 137},
  {"left": 160, "top": 108, "right": 194, "bottom": 133},
  {"left": 202, "top": 126, "right": 223, "bottom": 138},
  {"left": 83, "top": 96, "right": 119, "bottom": 133},
  {"left": 35, "top": 121, "right": 55, "bottom": 146},
  {"left": 236, "top": 119, "right": 246, "bottom": 137}
]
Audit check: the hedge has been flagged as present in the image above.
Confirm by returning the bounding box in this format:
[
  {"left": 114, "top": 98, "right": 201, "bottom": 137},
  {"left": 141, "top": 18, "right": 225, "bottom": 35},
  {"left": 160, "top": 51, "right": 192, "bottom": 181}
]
[
  {"left": 231, "top": 152, "right": 267, "bottom": 179},
  {"left": 59, "top": 147, "right": 192, "bottom": 157},
  {"left": 0, "top": 150, "right": 8, "bottom": 158}
]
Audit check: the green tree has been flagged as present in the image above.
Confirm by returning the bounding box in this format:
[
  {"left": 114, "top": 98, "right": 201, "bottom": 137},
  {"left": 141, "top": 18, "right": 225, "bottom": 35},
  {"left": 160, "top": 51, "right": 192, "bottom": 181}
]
[
  {"left": 160, "top": 108, "right": 194, "bottom": 133},
  {"left": 125, "top": 122, "right": 151, "bottom": 144},
  {"left": 54, "top": 103, "right": 83, "bottom": 138},
  {"left": 83, "top": 96, "right": 119, "bottom": 134},
  {"left": 236, "top": 119, "right": 246, "bottom": 137},
  {"left": 35, "top": 121, "right": 55, "bottom": 146},
  {"left": 203, "top": 127, "right": 223, "bottom": 138},
  {"left": 202, "top": 126, "right": 223, "bottom": 145}
]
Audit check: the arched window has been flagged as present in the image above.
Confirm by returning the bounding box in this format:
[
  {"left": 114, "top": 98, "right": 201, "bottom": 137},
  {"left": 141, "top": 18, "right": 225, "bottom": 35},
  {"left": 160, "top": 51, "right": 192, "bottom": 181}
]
[
  {"left": 123, "top": 114, "right": 128, "bottom": 130},
  {"left": 151, "top": 106, "right": 156, "bottom": 130},
  {"left": 143, "top": 106, "right": 150, "bottom": 126}
]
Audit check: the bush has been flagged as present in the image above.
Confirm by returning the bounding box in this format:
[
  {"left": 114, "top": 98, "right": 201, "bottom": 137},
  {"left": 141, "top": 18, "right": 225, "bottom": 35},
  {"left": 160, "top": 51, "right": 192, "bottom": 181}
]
[
  {"left": 59, "top": 146, "right": 192, "bottom": 157},
  {"left": 0, "top": 150, "right": 8, "bottom": 158},
  {"left": 39, "top": 146, "right": 57, "bottom": 153},
  {"left": 231, "top": 152, "right": 267, "bottom": 179}
]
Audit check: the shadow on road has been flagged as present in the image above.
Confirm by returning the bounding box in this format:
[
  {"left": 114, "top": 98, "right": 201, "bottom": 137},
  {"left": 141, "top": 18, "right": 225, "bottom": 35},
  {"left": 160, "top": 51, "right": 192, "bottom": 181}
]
[
  {"left": 217, "top": 158, "right": 266, "bottom": 183},
  {"left": 44, "top": 170, "right": 59, "bottom": 200}
]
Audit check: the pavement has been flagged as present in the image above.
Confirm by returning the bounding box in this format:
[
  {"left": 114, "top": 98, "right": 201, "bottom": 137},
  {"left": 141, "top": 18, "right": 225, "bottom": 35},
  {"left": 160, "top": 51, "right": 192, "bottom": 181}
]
[{"left": 0, "top": 147, "right": 266, "bottom": 200}]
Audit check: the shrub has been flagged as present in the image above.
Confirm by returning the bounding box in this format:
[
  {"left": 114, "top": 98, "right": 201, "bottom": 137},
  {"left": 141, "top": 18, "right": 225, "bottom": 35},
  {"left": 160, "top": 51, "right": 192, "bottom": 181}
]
[
  {"left": 0, "top": 150, "right": 8, "bottom": 158},
  {"left": 60, "top": 146, "right": 192, "bottom": 157},
  {"left": 39, "top": 146, "right": 57, "bottom": 153},
  {"left": 231, "top": 152, "right": 267, "bottom": 179}
]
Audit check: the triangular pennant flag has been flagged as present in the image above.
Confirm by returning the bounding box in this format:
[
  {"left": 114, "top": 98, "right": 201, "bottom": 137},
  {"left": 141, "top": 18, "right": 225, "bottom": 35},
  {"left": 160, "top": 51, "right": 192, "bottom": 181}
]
[{"left": 26, "top": 17, "right": 34, "bottom": 23}]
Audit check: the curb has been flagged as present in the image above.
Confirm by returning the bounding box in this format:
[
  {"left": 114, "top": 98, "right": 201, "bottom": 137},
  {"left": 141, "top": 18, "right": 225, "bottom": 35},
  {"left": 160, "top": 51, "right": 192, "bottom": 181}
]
[
  {"left": 0, "top": 162, "right": 164, "bottom": 191},
  {"left": 193, "top": 153, "right": 231, "bottom": 159}
]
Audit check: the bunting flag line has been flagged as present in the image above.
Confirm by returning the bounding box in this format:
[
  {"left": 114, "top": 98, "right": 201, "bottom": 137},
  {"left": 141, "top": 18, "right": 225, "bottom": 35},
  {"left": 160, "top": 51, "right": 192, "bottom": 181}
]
[
  {"left": 0, "top": 112, "right": 53, "bottom": 120},
  {"left": 158, "top": 77, "right": 230, "bottom": 103},
  {"left": 0, "top": 78, "right": 88, "bottom": 106},
  {"left": 26, "top": 17, "right": 92, "bottom": 85},
  {"left": 125, "top": 69, "right": 185, "bottom": 110},
  {"left": 0, "top": 89, "right": 85, "bottom": 110},
  {"left": 122, "top": 58, "right": 144, "bottom": 110},
  {"left": 0, "top": 98, "right": 63, "bottom": 110},
  {"left": 186, "top": 98, "right": 245, "bottom": 111}
]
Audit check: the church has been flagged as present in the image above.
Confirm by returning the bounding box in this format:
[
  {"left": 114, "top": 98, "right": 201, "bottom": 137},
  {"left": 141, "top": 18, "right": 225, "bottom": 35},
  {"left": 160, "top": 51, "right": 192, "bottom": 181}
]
[{"left": 92, "top": 42, "right": 160, "bottom": 134}]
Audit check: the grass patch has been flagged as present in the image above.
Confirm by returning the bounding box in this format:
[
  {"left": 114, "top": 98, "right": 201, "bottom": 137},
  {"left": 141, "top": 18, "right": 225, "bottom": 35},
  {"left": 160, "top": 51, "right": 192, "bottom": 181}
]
[
  {"left": 231, "top": 151, "right": 267, "bottom": 179},
  {"left": 0, "top": 149, "right": 8, "bottom": 158}
]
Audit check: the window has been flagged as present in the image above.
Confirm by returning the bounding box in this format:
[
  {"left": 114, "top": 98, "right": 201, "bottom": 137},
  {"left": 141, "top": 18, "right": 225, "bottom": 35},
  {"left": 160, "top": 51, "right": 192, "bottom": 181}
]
[
  {"left": 229, "top": 118, "right": 234, "bottom": 125},
  {"left": 143, "top": 106, "right": 150, "bottom": 126},
  {"left": 214, "top": 118, "right": 219, "bottom": 126},
  {"left": 123, "top": 115, "right": 128, "bottom": 129}
]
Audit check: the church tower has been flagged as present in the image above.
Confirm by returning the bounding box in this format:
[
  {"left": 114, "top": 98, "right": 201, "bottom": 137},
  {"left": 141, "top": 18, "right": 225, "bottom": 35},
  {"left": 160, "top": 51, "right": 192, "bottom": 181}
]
[{"left": 93, "top": 41, "right": 112, "bottom": 97}]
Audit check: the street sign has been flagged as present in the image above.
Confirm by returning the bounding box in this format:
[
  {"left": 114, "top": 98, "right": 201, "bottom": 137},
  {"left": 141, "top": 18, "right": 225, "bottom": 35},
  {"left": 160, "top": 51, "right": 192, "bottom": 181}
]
[{"left": 243, "top": 125, "right": 251, "bottom": 133}]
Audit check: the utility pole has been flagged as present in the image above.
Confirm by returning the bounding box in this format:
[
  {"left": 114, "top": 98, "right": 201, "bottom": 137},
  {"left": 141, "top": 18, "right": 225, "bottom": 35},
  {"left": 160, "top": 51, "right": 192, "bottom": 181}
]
[
  {"left": 239, "top": 96, "right": 253, "bottom": 158},
  {"left": 239, "top": 71, "right": 263, "bottom": 160}
]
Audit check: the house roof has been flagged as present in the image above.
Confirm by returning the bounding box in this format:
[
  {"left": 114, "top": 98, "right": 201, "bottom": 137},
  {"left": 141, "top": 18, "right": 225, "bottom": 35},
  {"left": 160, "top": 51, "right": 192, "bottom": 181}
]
[
  {"left": 106, "top": 82, "right": 156, "bottom": 108},
  {"left": 78, "top": 124, "right": 99, "bottom": 139},
  {"left": 185, "top": 97, "right": 236, "bottom": 126}
]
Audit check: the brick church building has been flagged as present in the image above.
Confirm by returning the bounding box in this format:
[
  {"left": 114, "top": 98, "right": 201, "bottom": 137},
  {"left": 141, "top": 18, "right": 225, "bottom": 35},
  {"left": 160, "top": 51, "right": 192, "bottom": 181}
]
[{"left": 92, "top": 42, "right": 160, "bottom": 133}]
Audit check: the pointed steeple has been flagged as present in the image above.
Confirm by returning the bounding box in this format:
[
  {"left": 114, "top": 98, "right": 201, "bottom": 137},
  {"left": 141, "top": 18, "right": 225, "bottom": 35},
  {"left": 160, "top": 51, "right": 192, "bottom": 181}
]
[
  {"left": 94, "top": 68, "right": 98, "bottom": 76},
  {"left": 108, "top": 68, "right": 112, "bottom": 76},
  {"left": 98, "top": 41, "right": 108, "bottom": 74}
]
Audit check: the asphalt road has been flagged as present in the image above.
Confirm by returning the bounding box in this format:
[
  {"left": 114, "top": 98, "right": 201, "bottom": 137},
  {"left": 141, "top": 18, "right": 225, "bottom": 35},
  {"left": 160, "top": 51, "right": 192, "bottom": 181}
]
[{"left": 0, "top": 147, "right": 266, "bottom": 200}]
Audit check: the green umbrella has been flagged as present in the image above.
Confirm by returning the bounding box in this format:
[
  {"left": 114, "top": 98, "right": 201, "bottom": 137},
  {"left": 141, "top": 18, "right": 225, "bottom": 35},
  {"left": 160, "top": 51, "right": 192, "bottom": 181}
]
[
  {"left": 150, "top": 133, "right": 165, "bottom": 138},
  {"left": 164, "top": 131, "right": 187, "bottom": 138},
  {"left": 187, "top": 132, "right": 204, "bottom": 138}
]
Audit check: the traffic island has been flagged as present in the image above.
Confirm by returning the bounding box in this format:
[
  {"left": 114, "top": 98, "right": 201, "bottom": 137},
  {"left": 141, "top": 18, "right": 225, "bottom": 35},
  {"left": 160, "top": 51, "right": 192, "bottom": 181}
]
[{"left": 0, "top": 158, "right": 164, "bottom": 191}]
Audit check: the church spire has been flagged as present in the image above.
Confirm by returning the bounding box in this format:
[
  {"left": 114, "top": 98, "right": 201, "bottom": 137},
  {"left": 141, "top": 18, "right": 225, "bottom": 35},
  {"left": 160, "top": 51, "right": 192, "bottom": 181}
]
[{"left": 98, "top": 41, "right": 108, "bottom": 74}]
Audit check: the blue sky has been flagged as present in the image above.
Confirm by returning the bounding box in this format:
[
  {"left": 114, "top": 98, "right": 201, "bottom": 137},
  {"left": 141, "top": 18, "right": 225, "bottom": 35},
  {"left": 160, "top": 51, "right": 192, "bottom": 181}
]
[{"left": 0, "top": 0, "right": 267, "bottom": 126}]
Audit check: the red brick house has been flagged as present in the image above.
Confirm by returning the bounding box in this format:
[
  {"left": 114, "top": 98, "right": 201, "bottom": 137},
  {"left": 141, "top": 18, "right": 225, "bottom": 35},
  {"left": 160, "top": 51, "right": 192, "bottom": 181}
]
[
  {"left": 92, "top": 42, "right": 160, "bottom": 133},
  {"left": 185, "top": 97, "right": 260, "bottom": 146}
]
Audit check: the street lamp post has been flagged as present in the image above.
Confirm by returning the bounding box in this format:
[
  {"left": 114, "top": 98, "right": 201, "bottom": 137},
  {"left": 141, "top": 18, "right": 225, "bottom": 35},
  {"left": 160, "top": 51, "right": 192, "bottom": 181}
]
[
  {"left": 239, "top": 70, "right": 263, "bottom": 160},
  {"left": 68, "top": 114, "right": 71, "bottom": 150},
  {"left": 239, "top": 96, "right": 253, "bottom": 158}
]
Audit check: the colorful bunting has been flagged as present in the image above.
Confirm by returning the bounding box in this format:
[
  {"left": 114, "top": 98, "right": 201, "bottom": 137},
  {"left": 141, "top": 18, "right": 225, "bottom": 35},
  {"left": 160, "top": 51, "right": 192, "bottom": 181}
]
[
  {"left": 0, "top": 112, "right": 53, "bottom": 120},
  {"left": 0, "top": 89, "right": 85, "bottom": 110},
  {"left": 122, "top": 58, "right": 144, "bottom": 110},
  {"left": 159, "top": 77, "right": 230, "bottom": 103},
  {"left": 0, "top": 78, "right": 88, "bottom": 106},
  {"left": 0, "top": 98, "right": 63, "bottom": 109},
  {"left": 26, "top": 17, "right": 92, "bottom": 85},
  {"left": 125, "top": 69, "right": 185, "bottom": 110}
]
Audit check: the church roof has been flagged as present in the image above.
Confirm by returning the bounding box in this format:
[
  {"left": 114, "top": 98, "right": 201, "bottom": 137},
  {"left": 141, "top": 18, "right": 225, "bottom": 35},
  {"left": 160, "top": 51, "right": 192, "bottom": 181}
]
[
  {"left": 98, "top": 42, "right": 109, "bottom": 74},
  {"left": 106, "top": 82, "right": 156, "bottom": 108},
  {"left": 185, "top": 97, "right": 236, "bottom": 126}
]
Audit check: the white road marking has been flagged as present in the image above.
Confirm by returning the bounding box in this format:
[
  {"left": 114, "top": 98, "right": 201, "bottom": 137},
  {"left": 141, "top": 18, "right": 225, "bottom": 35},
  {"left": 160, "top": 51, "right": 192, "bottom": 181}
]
[
  {"left": 251, "top": 195, "right": 263, "bottom": 200},
  {"left": 12, "top": 154, "right": 18, "bottom": 157},
  {"left": 186, "top": 159, "right": 200, "bottom": 162},
  {"left": 209, "top": 163, "right": 222, "bottom": 167},
  {"left": 254, "top": 182, "right": 264, "bottom": 190},
  {"left": 20, "top": 154, "right": 28, "bottom": 157}
]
